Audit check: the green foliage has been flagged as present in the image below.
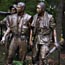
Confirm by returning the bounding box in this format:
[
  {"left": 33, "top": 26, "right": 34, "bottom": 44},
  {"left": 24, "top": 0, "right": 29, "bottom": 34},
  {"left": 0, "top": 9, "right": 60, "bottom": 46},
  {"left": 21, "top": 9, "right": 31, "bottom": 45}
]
[
  {"left": 0, "top": 0, "right": 58, "bottom": 18},
  {"left": 13, "top": 61, "right": 23, "bottom": 65},
  {"left": 0, "top": 0, "right": 14, "bottom": 20},
  {"left": 0, "top": 0, "right": 63, "bottom": 65},
  {"left": 25, "top": 0, "right": 38, "bottom": 15}
]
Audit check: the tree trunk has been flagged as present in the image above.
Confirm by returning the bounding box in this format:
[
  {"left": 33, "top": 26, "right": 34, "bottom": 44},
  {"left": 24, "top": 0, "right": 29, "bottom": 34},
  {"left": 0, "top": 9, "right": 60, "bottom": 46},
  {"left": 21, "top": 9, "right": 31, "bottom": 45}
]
[{"left": 56, "top": 0, "right": 63, "bottom": 42}]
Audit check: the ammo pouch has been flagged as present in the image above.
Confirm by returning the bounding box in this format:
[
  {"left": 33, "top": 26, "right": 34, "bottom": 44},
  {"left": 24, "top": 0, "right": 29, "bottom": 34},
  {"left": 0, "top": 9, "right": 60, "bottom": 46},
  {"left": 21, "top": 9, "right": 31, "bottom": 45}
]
[
  {"left": 37, "top": 27, "right": 51, "bottom": 35},
  {"left": 12, "top": 32, "right": 22, "bottom": 37},
  {"left": 21, "top": 28, "right": 29, "bottom": 35},
  {"left": 12, "top": 32, "right": 27, "bottom": 40}
]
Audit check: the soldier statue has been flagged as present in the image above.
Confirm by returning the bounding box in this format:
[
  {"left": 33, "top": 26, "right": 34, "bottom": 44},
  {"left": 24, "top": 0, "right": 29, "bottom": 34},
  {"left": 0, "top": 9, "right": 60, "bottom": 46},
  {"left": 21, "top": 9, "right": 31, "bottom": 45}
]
[
  {"left": 30, "top": 2, "right": 59, "bottom": 65},
  {"left": 3, "top": 2, "right": 32, "bottom": 65}
]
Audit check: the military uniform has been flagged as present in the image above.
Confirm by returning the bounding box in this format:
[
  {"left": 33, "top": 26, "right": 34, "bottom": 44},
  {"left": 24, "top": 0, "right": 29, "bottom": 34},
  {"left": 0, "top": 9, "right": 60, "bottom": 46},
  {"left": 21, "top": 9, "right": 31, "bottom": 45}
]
[
  {"left": 1, "top": 16, "right": 13, "bottom": 59},
  {"left": 6, "top": 13, "right": 31, "bottom": 65},
  {"left": 31, "top": 12, "right": 55, "bottom": 60}
]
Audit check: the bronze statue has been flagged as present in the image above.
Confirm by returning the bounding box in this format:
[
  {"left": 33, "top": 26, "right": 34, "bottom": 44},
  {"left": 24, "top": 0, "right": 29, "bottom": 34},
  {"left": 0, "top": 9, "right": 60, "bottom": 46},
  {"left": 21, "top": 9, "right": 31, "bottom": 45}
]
[
  {"left": 3, "top": 2, "right": 32, "bottom": 65},
  {"left": 30, "top": 2, "right": 59, "bottom": 65}
]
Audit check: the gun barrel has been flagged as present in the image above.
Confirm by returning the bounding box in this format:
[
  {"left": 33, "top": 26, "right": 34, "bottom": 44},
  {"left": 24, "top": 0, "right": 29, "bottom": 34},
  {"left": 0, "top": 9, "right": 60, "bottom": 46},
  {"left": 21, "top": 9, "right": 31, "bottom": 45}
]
[{"left": 0, "top": 11, "right": 11, "bottom": 15}]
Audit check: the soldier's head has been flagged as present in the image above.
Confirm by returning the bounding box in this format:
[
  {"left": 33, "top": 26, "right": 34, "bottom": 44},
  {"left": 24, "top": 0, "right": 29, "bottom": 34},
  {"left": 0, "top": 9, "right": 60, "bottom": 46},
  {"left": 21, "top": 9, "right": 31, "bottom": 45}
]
[
  {"left": 37, "top": 2, "right": 46, "bottom": 14},
  {"left": 9, "top": 4, "right": 17, "bottom": 13},
  {"left": 17, "top": 2, "right": 25, "bottom": 13}
]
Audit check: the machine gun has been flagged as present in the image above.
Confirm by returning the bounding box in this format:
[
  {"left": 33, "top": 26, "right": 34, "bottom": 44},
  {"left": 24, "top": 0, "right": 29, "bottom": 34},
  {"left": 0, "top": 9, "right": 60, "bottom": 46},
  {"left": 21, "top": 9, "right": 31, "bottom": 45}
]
[{"left": 0, "top": 11, "right": 12, "bottom": 15}]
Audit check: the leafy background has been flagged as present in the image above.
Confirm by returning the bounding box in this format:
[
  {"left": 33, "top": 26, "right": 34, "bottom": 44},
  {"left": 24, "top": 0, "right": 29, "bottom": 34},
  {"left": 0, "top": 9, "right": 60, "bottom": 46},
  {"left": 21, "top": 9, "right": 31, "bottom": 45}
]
[{"left": 0, "top": 0, "right": 65, "bottom": 65}]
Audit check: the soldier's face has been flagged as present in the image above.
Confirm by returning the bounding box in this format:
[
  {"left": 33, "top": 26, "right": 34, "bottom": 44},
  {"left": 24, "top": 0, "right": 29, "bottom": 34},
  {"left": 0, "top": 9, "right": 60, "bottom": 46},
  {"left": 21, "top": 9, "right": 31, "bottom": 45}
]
[
  {"left": 11, "top": 8, "right": 16, "bottom": 13},
  {"left": 17, "top": 5, "right": 24, "bottom": 13},
  {"left": 36, "top": 5, "right": 42, "bottom": 13}
]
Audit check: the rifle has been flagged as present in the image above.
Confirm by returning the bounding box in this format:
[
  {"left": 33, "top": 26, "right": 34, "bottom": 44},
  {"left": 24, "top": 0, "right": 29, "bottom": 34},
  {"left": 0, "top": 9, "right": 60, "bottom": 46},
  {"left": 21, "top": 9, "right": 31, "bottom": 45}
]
[
  {"left": 46, "top": 43, "right": 62, "bottom": 58},
  {"left": 0, "top": 11, "right": 12, "bottom": 15}
]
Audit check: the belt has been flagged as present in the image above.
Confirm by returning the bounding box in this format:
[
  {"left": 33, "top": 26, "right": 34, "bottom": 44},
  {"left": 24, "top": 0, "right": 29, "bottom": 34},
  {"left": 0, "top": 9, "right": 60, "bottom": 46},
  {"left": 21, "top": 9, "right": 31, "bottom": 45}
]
[
  {"left": 12, "top": 32, "right": 25, "bottom": 37},
  {"left": 37, "top": 29, "right": 51, "bottom": 35},
  {"left": 12, "top": 32, "right": 27, "bottom": 40}
]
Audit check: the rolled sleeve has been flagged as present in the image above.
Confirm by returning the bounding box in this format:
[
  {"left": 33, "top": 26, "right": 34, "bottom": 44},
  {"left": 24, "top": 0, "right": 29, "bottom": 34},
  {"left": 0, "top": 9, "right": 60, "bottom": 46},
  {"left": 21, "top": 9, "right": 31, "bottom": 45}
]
[{"left": 50, "top": 16, "right": 56, "bottom": 29}]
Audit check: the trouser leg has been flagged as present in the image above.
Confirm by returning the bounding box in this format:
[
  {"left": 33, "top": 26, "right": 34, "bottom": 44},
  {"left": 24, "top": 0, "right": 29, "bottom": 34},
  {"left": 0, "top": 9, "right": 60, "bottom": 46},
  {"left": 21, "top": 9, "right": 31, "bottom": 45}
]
[
  {"left": 6, "top": 37, "right": 17, "bottom": 65},
  {"left": 32, "top": 44, "right": 41, "bottom": 65},
  {"left": 40, "top": 44, "right": 49, "bottom": 65},
  {"left": 18, "top": 38, "right": 27, "bottom": 64}
]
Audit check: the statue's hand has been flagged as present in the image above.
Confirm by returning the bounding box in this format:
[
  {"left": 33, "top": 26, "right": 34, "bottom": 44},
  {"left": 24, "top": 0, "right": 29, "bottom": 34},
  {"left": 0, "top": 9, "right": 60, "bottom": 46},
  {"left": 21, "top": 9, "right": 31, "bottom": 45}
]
[{"left": 0, "top": 37, "right": 5, "bottom": 45}]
